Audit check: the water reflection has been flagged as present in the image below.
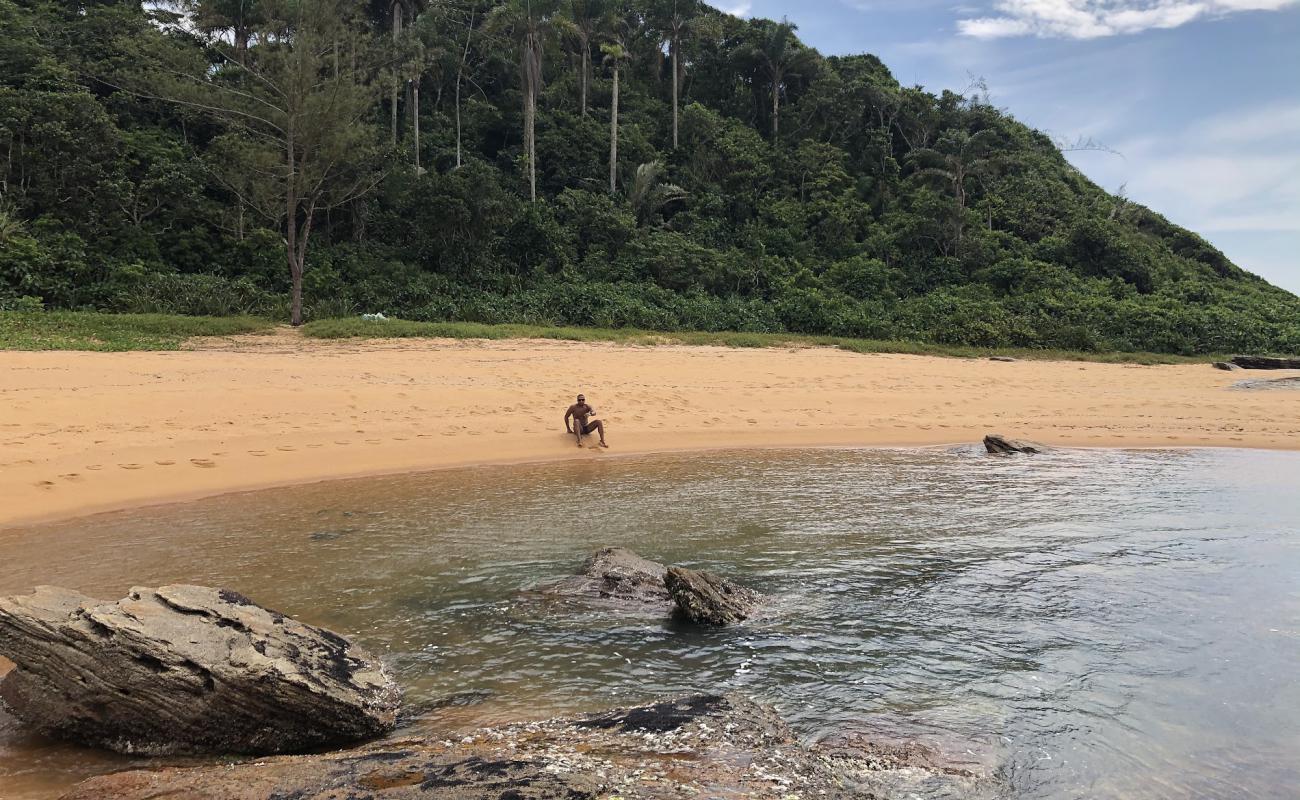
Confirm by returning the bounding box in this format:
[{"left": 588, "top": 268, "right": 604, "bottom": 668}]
[{"left": 1, "top": 446, "right": 1298, "bottom": 799}]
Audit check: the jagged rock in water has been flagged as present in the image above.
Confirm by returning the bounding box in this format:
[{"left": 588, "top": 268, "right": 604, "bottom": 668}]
[
  {"left": 62, "top": 693, "right": 987, "bottom": 799},
  {"left": 1212, "top": 361, "right": 1240, "bottom": 371},
  {"left": 0, "top": 585, "right": 399, "bottom": 756},
  {"left": 983, "top": 434, "right": 1042, "bottom": 455},
  {"left": 664, "top": 566, "right": 760, "bottom": 626},
  {"left": 533, "top": 547, "right": 672, "bottom": 609},
  {"left": 1229, "top": 355, "right": 1300, "bottom": 370}
]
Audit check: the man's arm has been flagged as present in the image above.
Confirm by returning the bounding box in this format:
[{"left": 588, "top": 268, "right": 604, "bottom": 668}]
[{"left": 564, "top": 406, "right": 574, "bottom": 433}]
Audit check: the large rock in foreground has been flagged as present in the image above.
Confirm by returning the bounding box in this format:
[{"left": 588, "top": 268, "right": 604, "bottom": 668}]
[
  {"left": 665, "top": 566, "right": 761, "bottom": 626},
  {"left": 533, "top": 546, "right": 672, "bottom": 609},
  {"left": 983, "top": 434, "right": 1042, "bottom": 454},
  {"left": 0, "top": 585, "right": 399, "bottom": 756},
  {"left": 61, "top": 693, "right": 990, "bottom": 799}
]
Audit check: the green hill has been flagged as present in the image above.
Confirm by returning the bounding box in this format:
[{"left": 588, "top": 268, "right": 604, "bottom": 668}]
[{"left": 2, "top": 0, "right": 1297, "bottom": 354}]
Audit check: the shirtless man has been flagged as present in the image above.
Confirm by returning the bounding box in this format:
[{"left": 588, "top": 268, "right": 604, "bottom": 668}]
[{"left": 564, "top": 394, "right": 608, "bottom": 448}]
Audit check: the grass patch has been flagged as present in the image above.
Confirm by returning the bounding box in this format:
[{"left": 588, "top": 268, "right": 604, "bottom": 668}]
[
  {"left": 0, "top": 312, "right": 274, "bottom": 351},
  {"left": 300, "top": 317, "right": 1220, "bottom": 365}
]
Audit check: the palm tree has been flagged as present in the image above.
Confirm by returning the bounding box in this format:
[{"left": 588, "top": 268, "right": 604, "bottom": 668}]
[
  {"left": 559, "top": 0, "right": 612, "bottom": 117},
  {"left": 736, "top": 18, "right": 814, "bottom": 143},
  {"left": 627, "top": 161, "right": 687, "bottom": 226},
  {"left": 601, "top": 40, "right": 630, "bottom": 194},
  {"left": 651, "top": 0, "right": 699, "bottom": 150},
  {"left": 906, "top": 129, "right": 1001, "bottom": 247},
  {"left": 488, "top": 0, "right": 559, "bottom": 202}
]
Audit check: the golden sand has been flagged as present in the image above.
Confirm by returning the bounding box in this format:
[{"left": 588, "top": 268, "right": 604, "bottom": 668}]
[{"left": 2, "top": 330, "right": 1297, "bottom": 528}]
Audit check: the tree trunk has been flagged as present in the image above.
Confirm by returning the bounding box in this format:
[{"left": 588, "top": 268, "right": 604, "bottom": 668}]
[
  {"left": 390, "top": 4, "right": 403, "bottom": 146},
  {"left": 771, "top": 72, "right": 779, "bottom": 142},
  {"left": 670, "top": 37, "right": 679, "bottom": 149},
  {"left": 285, "top": 123, "right": 303, "bottom": 326},
  {"left": 524, "top": 90, "right": 536, "bottom": 202},
  {"left": 580, "top": 45, "right": 589, "bottom": 117},
  {"left": 412, "top": 82, "right": 420, "bottom": 169},
  {"left": 609, "top": 65, "right": 619, "bottom": 195}
]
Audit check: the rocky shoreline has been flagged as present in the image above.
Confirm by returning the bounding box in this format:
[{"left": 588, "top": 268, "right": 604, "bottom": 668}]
[{"left": 61, "top": 693, "right": 988, "bottom": 799}]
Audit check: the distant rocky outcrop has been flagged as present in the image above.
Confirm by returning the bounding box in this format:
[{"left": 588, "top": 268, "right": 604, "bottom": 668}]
[
  {"left": 1212, "top": 361, "right": 1240, "bottom": 371},
  {"left": 988, "top": 356, "right": 1018, "bottom": 362},
  {"left": 983, "top": 434, "right": 1042, "bottom": 454},
  {"left": 1229, "top": 355, "right": 1300, "bottom": 370},
  {"left": 0, "top": 585, "right": 399, "bottom": 756},
  {"left": 534, "top": 546, "right": 672, "bottom": 609},
  {"left": 665, "top": 566, "right": 761, "bottom": 626},
  {"left": 60, "top": 692, "right": 991, "bottom": 800}
]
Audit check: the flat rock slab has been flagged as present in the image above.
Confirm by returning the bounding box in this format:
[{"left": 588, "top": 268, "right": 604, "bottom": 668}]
[
  {"left": 0, "top": 585, "right": 399, "bottom": 756},
  {"left": 1229, "top": 355, "right": 1300, "bottom": 370},
  {"left": 982, "top": 434, "right": 1042, "bottom": 455},
  {"left": 665, "top": 566, "right": 761, "bottom": 626},
  {"left": 1232, "top": 376, "right": 1300, "bottom": 391},
  {"left": 60, "top": 693, "right": 990, "bottom": 799},
  {"left": 530, "top": 547, "right": 672, "bottom": 610}
]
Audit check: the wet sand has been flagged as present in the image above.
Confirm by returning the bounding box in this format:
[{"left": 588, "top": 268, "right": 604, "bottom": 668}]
[{"left": 2, "top": 330, "right": 1297, "bottom": 529}]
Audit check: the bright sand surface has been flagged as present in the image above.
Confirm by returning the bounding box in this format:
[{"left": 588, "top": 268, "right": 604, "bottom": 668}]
[{"left": 3, "top": 330, "right": 1298, "bottom": 529}]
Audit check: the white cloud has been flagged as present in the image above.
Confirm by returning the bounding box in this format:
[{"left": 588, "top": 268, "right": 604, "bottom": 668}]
[
  {"left": 714, "top": 0, "right": 753, "bottom": 17},
  {"left": 958, "top": 0, "right": 1299, "bottom": 39}
]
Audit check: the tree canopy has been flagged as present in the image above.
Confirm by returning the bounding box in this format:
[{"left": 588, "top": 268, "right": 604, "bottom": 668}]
[{"left": 1, "top": 0, "right": 1297, "bottom": 353}]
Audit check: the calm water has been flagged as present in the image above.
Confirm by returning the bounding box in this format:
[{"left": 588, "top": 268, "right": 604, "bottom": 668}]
[{"left": 1, "top": 447, "right": 1298, "bottom": 799}]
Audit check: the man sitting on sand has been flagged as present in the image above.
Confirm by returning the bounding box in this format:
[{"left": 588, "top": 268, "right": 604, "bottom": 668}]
[{"left": 565, "top": 394, "right": 608, "bottom": 448}]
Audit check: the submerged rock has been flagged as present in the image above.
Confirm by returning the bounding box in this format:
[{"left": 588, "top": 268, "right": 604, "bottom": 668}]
[
  {"left": 0, "top": 584, "right": 399, "bottom": 756},
  {"left": 1229, "top": 355, "right": 1300, "bottom": 370},
  {"left": 532, "top": 546, "right": 672, "bottom": 609},
  {"left": 982, "top": 434, "right": 1042, "bottom": 455},
  {"left": 61, "top": 692, "right": 984, "bottom": 799},
  {"left": 664, "top": 566, "right": 761, "bottom": 626}
]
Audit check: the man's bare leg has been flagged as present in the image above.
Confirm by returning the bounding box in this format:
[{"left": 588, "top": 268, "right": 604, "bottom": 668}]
[
  {"left": 575, "top": 425, "right": 583, "bottom": 447},
  {"left": 591, "top": 420, "right": 608, "bottom": 447}
]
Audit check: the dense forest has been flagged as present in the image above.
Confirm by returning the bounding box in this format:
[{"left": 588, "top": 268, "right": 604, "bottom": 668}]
[{"left": 2, "top": 0, "right": 1298, "bottom": 353}]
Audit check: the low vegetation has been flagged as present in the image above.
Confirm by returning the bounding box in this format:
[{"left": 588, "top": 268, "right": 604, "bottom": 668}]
[
  {"left": 0, "top": 312, "right": 272, "bottom": 351},
  {"left": 301, "top": 317, "right": 1215, "bottom": 364}
]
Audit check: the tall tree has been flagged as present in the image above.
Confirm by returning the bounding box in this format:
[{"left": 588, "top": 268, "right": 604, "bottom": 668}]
[
  {"left": 736, "top": 18, "right": 814, "bottom": 143},
  {"left": 559, "top": 0, "right": 611, "bottom": 118},
  {"left": 906, "top": 128, "right": 1000, "bottom": 249},
  {"left": 650, "top": 0, "right": 698, "bottom": 150},
  {"left": 129, "top": 0, "right": 386, "bottom": 324},
  {"left": 601, "top": 40, "right": 629, "bottom": 194},
  {"left": 487, "top": 0, "right": 558, "bottom": 202}
]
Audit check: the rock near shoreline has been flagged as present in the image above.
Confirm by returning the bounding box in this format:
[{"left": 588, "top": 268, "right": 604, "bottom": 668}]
[
  {"left": 983, "top": 434, "right": 1042, "bottom": 455},
  {"left": 60, "top": 692, "right": 989, "bottom": 799},
  {"left": 665, "top": 565, "right": 761, "bottom": 626},
  {"left": 0, "top": 584, "right": 399, "bottom": 756}
]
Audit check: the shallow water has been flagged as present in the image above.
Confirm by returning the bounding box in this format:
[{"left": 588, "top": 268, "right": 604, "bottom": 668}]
[{"left": 1, "top": 446, "right": 1298, "bottom": 799}]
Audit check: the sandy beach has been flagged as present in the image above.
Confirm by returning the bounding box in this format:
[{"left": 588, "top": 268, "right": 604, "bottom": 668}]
[{"left": 2, "top": 330, "right": 1297, "bottom": 529}]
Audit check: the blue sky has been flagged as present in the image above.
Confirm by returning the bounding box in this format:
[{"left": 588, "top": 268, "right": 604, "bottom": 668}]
[{"left": 715, "top": 1, "right": 1300, "bottom": 294}]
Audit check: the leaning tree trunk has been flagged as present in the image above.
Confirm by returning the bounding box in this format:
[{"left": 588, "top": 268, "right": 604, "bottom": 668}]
[{"left": 609, "top": 64, "right": 619, "bottom": 194}]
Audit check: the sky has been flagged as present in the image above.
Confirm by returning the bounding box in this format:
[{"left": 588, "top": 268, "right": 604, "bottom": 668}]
[{"left": 714, "top": 0, "right": 1300, "bottom": 294}]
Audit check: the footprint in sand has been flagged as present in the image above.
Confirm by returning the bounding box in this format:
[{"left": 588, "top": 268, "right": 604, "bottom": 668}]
[
  {"left": 118, "top": 463, "right": 145, "bottom": 470},
  {"left": 249, "top": 450, "right": 268, "bottom": 457},
  {"left": 35, "top": 480, "right": 55, "bottom": 489},
  {"left": 86, "top": 464, "right": 103, "bottom": 471},
  {"left": 365, "top": 439, "right": 381, "bottom": 445},
  {"left": 190, "top": 458, "right": 217, "bottom": 468},
  {"left": 277, "top": 445, "right": 296, "bottom": 452},
  {"left": 154, "top": 460, "right": 175, "bottom": 466},
  {"left": 747, "top": 419, "right": 758, "bottom": 425},
  {"left": 59, "top": 473, "right": 83, "bottom": 482},
  {"left": 335, "top": 440, "right": 352, "bottom": 446},
  {"left": 306, "top": 443, "right": 324, "bottom": 449}
]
